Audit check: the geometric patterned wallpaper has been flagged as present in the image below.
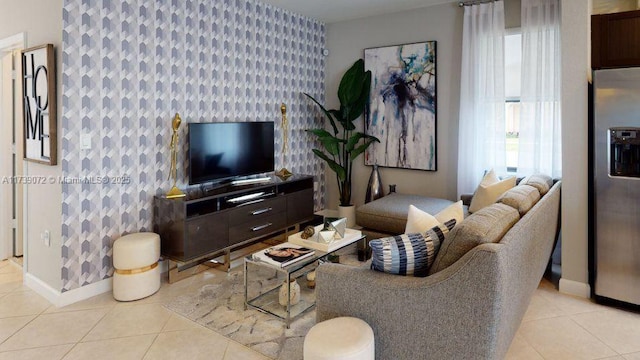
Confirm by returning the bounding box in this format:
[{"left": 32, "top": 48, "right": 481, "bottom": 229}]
[{"left": 61, "top": 0, "right": 326, "bottom": 291}]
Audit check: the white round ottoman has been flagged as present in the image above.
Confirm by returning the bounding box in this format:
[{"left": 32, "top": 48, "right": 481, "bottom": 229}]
[
  {"left": 304, "top": 317, "right": 375, "bottom": 360},
  {"left": 113, "top": 232, "right": 161, "bottom": 301}
]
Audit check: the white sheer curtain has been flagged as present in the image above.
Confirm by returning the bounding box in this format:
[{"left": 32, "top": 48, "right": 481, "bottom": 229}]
[
  {"left": 517, "top": 0, "right": 562, "bottom": 178},
  {"left": 457, "top": 1, "right": 506, "bottom": 197}
]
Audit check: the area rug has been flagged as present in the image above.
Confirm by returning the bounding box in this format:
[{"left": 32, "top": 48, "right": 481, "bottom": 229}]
[{"left": 165, "top": 247, "right": 360, "bottom": 360}]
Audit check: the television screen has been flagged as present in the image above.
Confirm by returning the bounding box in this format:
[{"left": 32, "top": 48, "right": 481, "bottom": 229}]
[{"left": 188, "top": 122, "right": 275, "bottom": 184}]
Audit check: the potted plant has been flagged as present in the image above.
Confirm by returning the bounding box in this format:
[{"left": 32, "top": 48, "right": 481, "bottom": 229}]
[{"left": 304, "top": 59, "right": 379, "bottom": 226}]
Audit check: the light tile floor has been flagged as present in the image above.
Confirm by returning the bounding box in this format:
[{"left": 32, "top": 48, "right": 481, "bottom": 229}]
[{"left": 1, "top": 258, "right": 640, "bottom": 360}]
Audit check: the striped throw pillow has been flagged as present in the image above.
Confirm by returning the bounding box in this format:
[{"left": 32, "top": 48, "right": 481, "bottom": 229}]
[{"left": 370, "top": 219, "right": 456, "bottom": 277}]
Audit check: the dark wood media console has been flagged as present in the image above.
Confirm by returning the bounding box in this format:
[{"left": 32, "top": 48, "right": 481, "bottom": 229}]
[{"left": 153, "top": 175, "right": 315, "bottom": 281}]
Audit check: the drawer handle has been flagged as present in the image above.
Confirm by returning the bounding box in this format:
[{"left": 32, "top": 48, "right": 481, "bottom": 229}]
[
  {"left": 251, "top": 223, "right": 273, "bottom": 232},
  {"left": 250, "top": 207, "right": 273, "bottom": 216}
]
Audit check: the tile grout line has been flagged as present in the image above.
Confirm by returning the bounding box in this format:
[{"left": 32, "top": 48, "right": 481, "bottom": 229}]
[
  {"left": 0, "top": 314, "right": 40, "bottom": 349},
  {"left": 568, "top": 314, "right": 621, "bottom": 356},
  {"left": 514, "top": 332, "right": 547, "bottom": 360},
  {"left": 74, "top": 305, "right": 117, "bottom": 344},
  {"left": 140, "top": 333, "right": 160, "bottom": 360}
]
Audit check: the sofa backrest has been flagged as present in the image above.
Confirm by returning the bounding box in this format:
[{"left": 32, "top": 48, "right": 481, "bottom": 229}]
[
  {"left": 429, "top": 203, "right": 520, "bottom": 274},
  {"left": 487, "top": 181, "right": 561, "bottom": 357}
]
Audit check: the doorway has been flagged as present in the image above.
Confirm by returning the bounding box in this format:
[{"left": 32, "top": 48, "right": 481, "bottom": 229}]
[{"left": 0, "top": 33, "right": 25, "bottom": 263}]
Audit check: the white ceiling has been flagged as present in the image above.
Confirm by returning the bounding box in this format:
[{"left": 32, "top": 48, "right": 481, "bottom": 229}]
[{"left": 259, "top": 0, "right": 461, "bottom": 23}]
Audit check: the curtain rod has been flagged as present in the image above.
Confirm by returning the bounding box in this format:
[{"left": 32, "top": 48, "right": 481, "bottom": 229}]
[{"left": 458, "top": 0, "right": 500, "bottom": 7}]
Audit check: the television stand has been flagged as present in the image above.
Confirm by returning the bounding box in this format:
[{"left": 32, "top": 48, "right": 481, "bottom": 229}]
[
  {"left": 153, "top": 174, "right": 315, "bottom": 283},
  {"left": 231, "top": 176, "right": 272, "bottom": 186}
]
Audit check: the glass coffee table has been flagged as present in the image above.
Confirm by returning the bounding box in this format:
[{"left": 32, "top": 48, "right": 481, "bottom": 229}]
[{"left": 244, "top": 233, "right": 365, "bottom": 328}]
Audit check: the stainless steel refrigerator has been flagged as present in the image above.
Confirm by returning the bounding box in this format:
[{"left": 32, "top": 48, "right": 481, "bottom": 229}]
[{"left": 593, "top": 68, "right": 640, "bottom": 306}]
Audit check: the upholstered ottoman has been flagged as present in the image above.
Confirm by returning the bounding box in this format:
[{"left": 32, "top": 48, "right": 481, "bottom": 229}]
[
  {"left": 303, "top": 317, "right": 374, "bottom": 360},
  {"left": 113, "top": 232, "right": 161, "bottom": 301},
  {"left": 357, "top": 193, "right": 458, "bottom": 238}
]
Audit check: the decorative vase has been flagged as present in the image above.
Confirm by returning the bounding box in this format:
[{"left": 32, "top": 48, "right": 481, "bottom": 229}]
[
  {"left": 365, "top": 164, "right": 384, "bottom": 203},
  {"left": 338, "top": 205, "right": 356, "bottom": 228},
  {"left": 278, "top": 278, "right": 301, "bottom": 307}
]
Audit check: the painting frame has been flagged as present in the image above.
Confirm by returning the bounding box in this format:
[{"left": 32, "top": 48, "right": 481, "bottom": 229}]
[
  {"left": 364, "top": 41, "right": 437, "bottom": 171},
  {"left": 21, "top": 43, "right": 57, "bottom": 165}
]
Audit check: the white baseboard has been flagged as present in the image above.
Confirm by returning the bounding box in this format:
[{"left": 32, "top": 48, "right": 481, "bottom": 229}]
[
  {"left": 559, "top": 278, "right": 591, "bottom": 298},
  {"left": 25, "top": 273, "right": 112, "bottom": 308}
]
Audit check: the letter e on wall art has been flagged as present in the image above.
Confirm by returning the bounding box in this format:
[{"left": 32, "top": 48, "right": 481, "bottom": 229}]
[{"left": 22, "top": 44, "right": 57, "bottom": 165}]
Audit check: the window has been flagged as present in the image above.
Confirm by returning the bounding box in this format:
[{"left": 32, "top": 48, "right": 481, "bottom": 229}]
[{"left": 505, "top": 32, "right": 521, "bottom": 172}]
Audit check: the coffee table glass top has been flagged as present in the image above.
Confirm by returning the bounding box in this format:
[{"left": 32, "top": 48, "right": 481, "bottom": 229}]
[{"left": 244, "top": 231, "right": 365, "bottom": 327}]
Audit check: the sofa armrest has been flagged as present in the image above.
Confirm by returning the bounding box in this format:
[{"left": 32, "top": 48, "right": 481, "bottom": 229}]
[
  {"left": 316, "top": 243, "right": 505, "bottom": 360},
  {"left": 460, "top": 193, "right": 473, "bottom": 206}
]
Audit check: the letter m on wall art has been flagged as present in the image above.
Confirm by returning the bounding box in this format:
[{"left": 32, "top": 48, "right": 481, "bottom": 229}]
[
  {"left": 364, "top": 41, "right": 437, "bottom": 171},
  {"left": 22, "top": 44, "right": 57, "bottom": 165}
]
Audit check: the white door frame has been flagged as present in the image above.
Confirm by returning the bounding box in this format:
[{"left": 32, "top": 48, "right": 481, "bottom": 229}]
[{"left": 0, "top": 33, "right": 26, "bottom": 265}]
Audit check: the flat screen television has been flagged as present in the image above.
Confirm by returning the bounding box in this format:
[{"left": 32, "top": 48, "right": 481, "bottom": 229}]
[{"left": 188, "top": 122, "right": 275, "bottom": 185}]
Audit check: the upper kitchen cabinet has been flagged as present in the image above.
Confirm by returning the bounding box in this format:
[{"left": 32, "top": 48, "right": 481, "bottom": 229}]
[{"left": 593, "top": 9, "right": 640, "bottom": 69}]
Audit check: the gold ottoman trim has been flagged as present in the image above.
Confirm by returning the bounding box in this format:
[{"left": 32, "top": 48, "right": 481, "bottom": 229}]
[{"left": 114, "top": 262, "right": 158, "bottom": 275}]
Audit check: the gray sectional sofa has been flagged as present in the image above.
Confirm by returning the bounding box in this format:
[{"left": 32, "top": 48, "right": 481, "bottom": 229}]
[{"left": 316, "top": 180, "right": 561, "bottom": 360}]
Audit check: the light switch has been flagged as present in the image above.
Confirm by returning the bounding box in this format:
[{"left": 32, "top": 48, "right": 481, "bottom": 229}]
[{"left": 80, "top": 133, "right": 91, "bottom": 150}]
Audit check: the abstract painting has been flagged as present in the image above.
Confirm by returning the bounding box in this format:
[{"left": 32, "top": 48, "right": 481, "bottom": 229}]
[{"left": 364, "top": 41, "right": 437, "bottom": 170}]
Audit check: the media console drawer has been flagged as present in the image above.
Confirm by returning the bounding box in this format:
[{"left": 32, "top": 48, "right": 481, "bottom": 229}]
[
  {"left": 229, "top": 213, "right": 287, "bottom": 245},
  {"left": 227, "top": 197, "right": 286, "bottom": 227},
  {"left": 154, "top": 175, "right": 314, "bottom": 264}
]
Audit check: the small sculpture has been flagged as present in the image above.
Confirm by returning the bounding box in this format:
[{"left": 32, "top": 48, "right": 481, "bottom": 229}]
[
  {"left": 276, "top": 103, "right": 293, "bottom": 180},
  {"left": 301, "top": 225, "right": 315, "bottom": 239},
  {"left": 279, "top": 278, "right": 301, "bottom": 307},
  {"left": 166, "top": 113, "right": 186, "bottom": 199}
]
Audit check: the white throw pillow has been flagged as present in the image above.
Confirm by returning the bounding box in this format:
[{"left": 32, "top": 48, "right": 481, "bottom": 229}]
[
  {"left": 434, "top": 200, "right": 464, "bottom": 226},
  {"left": 404, "top": 201, "right": 465, "bottom": 234},
  {"left": 405, "top": 205, "right": 440, "bottom": 234},
  {"left": 469, "top": 176, "right": 517, "bottom": 213},
  {"left": 480, "top": 168, "right": 499, "bottom": 186}
]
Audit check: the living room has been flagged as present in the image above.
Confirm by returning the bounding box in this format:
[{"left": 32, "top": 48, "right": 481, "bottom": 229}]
[{"left": 0, "top": 0, "right": 638, "bottom": 359}]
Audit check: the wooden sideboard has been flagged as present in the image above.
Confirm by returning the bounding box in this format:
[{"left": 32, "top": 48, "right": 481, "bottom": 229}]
[{"left": 153, "top": 175, "right": 314, "bottom": 281}]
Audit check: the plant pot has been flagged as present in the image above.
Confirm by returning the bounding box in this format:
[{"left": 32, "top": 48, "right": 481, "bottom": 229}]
[{"left": 338, "top": 205, "right": 356, "bottom": 228}]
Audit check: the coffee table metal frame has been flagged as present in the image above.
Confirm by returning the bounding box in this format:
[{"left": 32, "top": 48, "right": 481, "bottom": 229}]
[{"left": 244, "top": 234, "right": 365, "bottom": 328}]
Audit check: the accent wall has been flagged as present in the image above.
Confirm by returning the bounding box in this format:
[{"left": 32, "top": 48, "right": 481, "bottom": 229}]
[{"left": 61, "top": 0, "right": 326, "bottom": 291}]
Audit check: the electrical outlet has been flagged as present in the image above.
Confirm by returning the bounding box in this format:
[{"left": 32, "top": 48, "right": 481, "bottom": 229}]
[{"left": 42, "top": 230, "right": 50, "bottom": 247}]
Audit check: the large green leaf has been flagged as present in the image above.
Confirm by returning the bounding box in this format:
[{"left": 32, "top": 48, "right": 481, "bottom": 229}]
[
  {"left": 312, "top": 149, "right": 346, "bottom": 180},
  {"left": 346, "top": 132, "right": 379, "bottom": 152},
  {"left": 329, "top": 109, "right": 343, "bottom": 123},
  {"left": 350, "top": 138, "right": 379, "bottom": 160},
  {"left": 306, "top": 129, "right": 341, "bottom": 156},
  {"left": 339, "top": 105, "right": 356, "bottom": 131},
  {"left": 338, "top": 59, "right": 365, "bottom": 106},
  {"left": 348, "top": 70, "right": 372, "bottom": 121},
  {"left": 303, "top": 93, "right": 339, "bottom": 135}
]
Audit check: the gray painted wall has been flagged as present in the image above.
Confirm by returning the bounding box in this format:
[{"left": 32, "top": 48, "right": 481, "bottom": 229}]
[
  {"left": 325, "top": 2, "right": 464, "bottom": 209},
  {"left": 0, "top": 0, "right": 63, "bottom": 291}
]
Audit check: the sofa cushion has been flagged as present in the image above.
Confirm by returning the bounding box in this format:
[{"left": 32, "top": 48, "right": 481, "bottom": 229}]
[
  {"left": 405, "top": 205, "right": 439, "bottom": 233},
  {"left": 498, "top": 185, "right": 541, "bottom": 216},
  {"left": 469, "top": 175, "right": 517, "bottom": 213},
  {"left": 429, "top": 203, "right": 520, "bottom": 274},
  {"left": 357, "top": 194, "right": 454, "bottom": 234},
  {"left": 520, "top": 174, "right": 553, "bottom": 195},
  {"left": 370, "top": 219, "right": 456, "bottom": 277},
  {"left": 434, "top": 200, "right": 464, "bottom": 226},
  {"left": 404, "top": 201, "right": 464, "bottom": 234}
]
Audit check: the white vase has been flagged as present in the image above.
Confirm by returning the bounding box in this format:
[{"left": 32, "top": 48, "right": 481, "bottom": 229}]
[
  {"left": 278, "top": 279, "right": 301, "bottom": 307},
  {"left": 338, "top": 205, "right": 356, "bottom": 228}
]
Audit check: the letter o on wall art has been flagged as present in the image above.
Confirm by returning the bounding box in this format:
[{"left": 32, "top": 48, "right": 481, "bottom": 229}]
[{"left": 22, "top": 44, "right": 57, "bottom": 165}]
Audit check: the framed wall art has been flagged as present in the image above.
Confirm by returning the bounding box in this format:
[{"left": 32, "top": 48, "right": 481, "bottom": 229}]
[
  {"left": 22, "top": 44, "right": 57, "bottom": 165},
  {"left": 364, "top": 41, "right": 437, "bottom": 171}
]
